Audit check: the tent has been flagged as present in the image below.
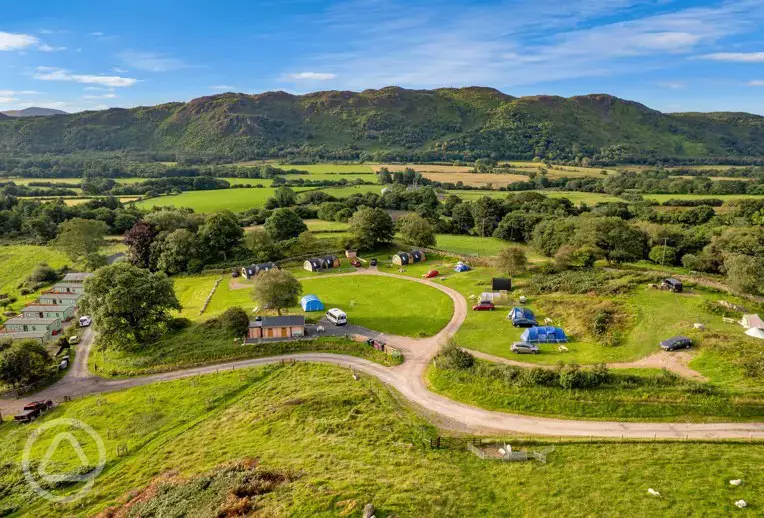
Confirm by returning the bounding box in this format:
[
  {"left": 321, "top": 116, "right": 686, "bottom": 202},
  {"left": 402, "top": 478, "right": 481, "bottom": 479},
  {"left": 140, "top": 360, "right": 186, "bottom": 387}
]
[
  {"left": 479, "top": 292, "right": 504, "bottom": 303},
  {"left": 454, "top": 261, "right": 471, "bottom": 272},
  {"left": 520, "top": 326, "right": 568, "bottom": 343},
  {"left": 740, "top": 314, "right": 764, "bottom": 329},
  {"left": 745, "top": 327, "right": 764, "bottom": 340},
  {"left": 300, "top": 295, "right": 324, "bottom": 312}
]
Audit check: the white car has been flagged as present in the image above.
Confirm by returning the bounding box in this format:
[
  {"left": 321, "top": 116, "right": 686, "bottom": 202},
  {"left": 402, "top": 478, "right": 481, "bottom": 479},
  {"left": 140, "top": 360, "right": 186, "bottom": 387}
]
[
  {"left": 325, "top": 308, "right": 347, "bottom": 326},
  {"left": 67, "top": 335, "right": 80, "bottom": 345},
  {"left": 78, "top": 316, "right": 92, "bottom": 327}
]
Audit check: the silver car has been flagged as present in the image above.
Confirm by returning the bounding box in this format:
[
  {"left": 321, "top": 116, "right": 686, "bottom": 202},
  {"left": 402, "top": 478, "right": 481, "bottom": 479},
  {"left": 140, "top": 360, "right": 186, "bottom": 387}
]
[{"left": 511, "top": 341, "right": 539, "bottom": 354}]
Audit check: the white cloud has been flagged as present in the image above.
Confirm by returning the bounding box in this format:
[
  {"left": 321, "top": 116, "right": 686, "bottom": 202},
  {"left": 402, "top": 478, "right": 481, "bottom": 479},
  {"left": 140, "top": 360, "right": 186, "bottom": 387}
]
[
  {"left": 32, "top": 67, "right": 138, "bottom": 87},
  {"left": 38, "top": 44, "right": 67, "bottom": 52},
  {"left": 210, "top": 85, "right": 235, "bottom": 90},
  {"left": 112, "top": 67, "right": 128, "bottom": 73},
  {"left": 84, "top": 93, "right": 118, "bottom": 99},
  {"left": 119, "top": 51, "right": 189, "bottom": 72},
  {"left": 0, "top": 32, "right": 39, "bottom": 51},
  {"left": 0, "top": 90, "right": 40, "bottom": 95},
  {"left": 0, "top": 97, "right": 18, "bottom": 103},
  {"left": 89, "top": 32, "right": 104, "bottom": 37},
  {"left": 658, "top": 81, "right": 685, "bottom": 89},
  {"left": 747, "top": 80, "right": 764, "bottom": 86},
  {"left": 697, "top": 52, "right": 764, "bottom": 62},
  {"left": 286, "top": 72, "right": 337, "bottom": 80}
]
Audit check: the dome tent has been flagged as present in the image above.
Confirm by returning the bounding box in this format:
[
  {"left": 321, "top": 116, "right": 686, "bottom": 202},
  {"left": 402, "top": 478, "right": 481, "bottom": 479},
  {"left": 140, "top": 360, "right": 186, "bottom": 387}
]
[
  {"left": 300, "top": 295, "right": 324, "bottom": 312},
  {"left": 454, "top": 261, "right": 470, "bottom": 272}
]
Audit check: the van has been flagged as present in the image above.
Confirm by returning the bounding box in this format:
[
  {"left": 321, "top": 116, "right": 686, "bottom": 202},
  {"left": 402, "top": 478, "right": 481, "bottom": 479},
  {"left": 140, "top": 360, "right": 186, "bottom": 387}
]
[{"left": 325, "top": 308, "right": 347, "bottom": 326}]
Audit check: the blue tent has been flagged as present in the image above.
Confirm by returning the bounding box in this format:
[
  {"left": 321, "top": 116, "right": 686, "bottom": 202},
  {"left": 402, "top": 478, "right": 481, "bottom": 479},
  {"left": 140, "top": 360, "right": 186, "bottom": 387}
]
[
  {"left": 454, "top": 261, "right": 471, "bottom": 272},
  {"left": 520, "top": 326, "right": 568, "bottom": 343},
  {"left": 300, "top": 295, "right": 324, "bottom": 312}
]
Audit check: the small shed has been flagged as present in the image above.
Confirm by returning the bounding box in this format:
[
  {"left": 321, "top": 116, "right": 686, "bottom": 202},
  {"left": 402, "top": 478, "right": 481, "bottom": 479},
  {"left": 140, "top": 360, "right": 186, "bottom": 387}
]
[
  {"left": 345, "top": 250, "right": 357, "bottom": 259},
  {"left": 392, "top": 252, "right": 410, "bottom": 266},
  {"left": 248, "top": 315, "right": 305, "bottom": 340},
  {"left": 454, "top": 261, "right": 471, "bottom": 272},
  {"left": 520, "top": 326, "right": 568, "bottom": 344},
  {"left": 241, "top": 262, "right": 278, "bottom": 279},
  {"left": 492, "top": 278, "right": 512, "bottom": 291},
  {"left": 410, "top": 250, "right": 425, "bottom": 263},
  {"left": 300, "top": 295, "right": 324, "bottom": 312}
]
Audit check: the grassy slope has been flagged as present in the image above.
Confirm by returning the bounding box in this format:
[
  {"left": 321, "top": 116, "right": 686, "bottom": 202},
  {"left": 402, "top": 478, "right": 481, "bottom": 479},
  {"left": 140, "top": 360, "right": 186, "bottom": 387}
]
[
  {"left": 426, "top": 363, "right": 764, "bottom": 422},
  {"left": 451, "top": 190, "right": 625, "bottom": 204},
  {"left": 1, "top": 364, "right": 762, "bottom": 517},
  {"left": 0, "top": 245, "right": 70, "bottom": 319}
]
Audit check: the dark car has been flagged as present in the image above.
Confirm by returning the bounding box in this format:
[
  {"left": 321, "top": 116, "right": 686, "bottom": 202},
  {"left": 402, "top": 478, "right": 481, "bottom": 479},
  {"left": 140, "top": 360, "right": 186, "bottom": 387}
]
[
  {"left": 660, "top": 336, "right": 692, "bottom": 351},
  {"left": 508, "top": 307, "right": 538, "bottom": 327},
  {"left": 661, "top": 278, "right": 683, "bottom": 293},
  {"left": 370, "top": 258, "right": 378, "bottom": 266},
  {"left": 472, "top": 302, "right": 495, "bottom": 311}
]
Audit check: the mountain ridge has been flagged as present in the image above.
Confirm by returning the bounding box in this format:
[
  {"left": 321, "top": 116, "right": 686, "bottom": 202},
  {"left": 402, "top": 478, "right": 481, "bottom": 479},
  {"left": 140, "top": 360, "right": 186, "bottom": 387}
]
[
  {"left": 0, "top": 87, "right": 762, "bottom": 161},
  {"left": 1, "top": 107, "right": 68, "bottom": 117}
]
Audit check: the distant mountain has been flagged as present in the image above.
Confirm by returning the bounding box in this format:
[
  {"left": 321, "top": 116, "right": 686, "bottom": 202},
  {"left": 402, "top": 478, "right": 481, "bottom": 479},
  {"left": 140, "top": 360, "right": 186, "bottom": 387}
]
[
  {"left": 0, "top": 87, "right": 762, "bottom": 161},
  {"left": 1, "top": 107, "right": 68, "bottom": 117}
]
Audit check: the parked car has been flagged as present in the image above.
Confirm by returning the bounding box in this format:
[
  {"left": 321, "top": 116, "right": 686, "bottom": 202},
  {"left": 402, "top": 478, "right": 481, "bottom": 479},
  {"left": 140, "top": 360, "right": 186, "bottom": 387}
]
[
  {"left": 351, "top": 259, "right": 362, "bottom": 267},
  {"left": 24, "top": 400, "right": 53, "bottom": 412},
  {"left": 370, "top": 258, "right": 378, "bottom": 266},
  {"left": 660, "top": 336, "right": 693, "bottom": 351},
  {"left": 511, "top": 341, "right": 539, "bottom": 354},
  {"left": 508, "top": 307, "right": 538, "bottom": 327},
  {"left": 68, "top": 335, "right": 80, "bottom": 345},
  {"left": 423, "top": 270, "right": 439, "bottom": 278},
  {"left": 472, "top": 302, "right": 495, "bottom": 311},
  {"left": 79, "top": 315, "right": 92, "bottom": 327},
  {"left": 661, "top": 278, "right": 683, "bottom": 293},
  {"left": 59, "top": 356, "right": 70, "bottom": 370},
  {"left": 325, "top": 308, "right": 348, "bottom": 326}
]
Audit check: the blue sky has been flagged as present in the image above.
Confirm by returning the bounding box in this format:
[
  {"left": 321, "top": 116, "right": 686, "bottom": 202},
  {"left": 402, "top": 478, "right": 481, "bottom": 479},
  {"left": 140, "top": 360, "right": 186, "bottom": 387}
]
[{"left": 2, "top": 0, "right": 764, "bottom": 114}]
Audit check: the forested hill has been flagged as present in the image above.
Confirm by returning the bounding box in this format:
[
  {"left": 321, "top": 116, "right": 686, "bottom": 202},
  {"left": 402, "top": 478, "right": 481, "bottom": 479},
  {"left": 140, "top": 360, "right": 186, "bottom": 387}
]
[{"left": 0, "top": 86, "right": 763, "bottom": 162}]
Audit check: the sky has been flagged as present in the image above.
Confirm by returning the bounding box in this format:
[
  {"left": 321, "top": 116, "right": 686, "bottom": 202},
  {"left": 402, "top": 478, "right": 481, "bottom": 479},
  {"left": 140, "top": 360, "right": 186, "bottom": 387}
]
[{"left": 2, "top": 0, "right": 764, "bottom": 114}]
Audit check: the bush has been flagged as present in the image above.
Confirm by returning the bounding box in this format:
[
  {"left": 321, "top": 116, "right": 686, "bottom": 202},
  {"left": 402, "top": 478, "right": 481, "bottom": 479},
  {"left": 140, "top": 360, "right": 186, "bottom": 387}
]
[
  {"left": 436, "top": 340, "right": 474, "bottom": 370},
  {"left": 27, "top": 263, "right": 59, "bottom": 283},
  {"left": 520, "top": 367, "right": 558, "bottom": 387},
  {"left": 0, "top": 340, "right": 54, "bottom": 386},
  {"left": 648, "top": 245, "right": 678, "bottom": 266},
  {"left": 220, "top": 307, "right": 250, "bottom": 337}
]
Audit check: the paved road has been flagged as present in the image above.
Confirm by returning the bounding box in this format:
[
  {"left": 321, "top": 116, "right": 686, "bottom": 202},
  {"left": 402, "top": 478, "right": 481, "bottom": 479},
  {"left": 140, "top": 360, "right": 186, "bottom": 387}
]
[{"left": 2, "top": 270, "right": 763, "bottom": 439}]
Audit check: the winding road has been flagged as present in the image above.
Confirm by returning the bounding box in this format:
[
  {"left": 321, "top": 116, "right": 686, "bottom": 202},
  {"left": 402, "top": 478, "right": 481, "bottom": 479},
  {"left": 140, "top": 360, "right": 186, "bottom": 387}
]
[{"left": 2, "top": 270, "right": 763, "bottom": 439}]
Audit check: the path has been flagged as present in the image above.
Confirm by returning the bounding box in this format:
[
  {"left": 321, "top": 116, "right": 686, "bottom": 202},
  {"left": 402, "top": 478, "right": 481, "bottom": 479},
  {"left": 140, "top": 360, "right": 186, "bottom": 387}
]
[{"left": 2, "top": 270, "right": 762, "bottom": 439}]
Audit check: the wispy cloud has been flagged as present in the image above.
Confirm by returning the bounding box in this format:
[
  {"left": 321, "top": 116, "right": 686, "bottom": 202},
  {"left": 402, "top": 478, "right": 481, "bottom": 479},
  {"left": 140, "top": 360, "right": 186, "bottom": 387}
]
[
  {"left": 38, "top": 43, "right": 67, "bottom": 52},
  {"left": 696, "top": 52, "right": 764, "bottom": 62},
  {"left": 287, "top": 0, "right": 764, "bottom": 89},
  {"left": 0, "top": 90, "right": 41, "bottom": 96},
  {"left": 84, "top": 93, "right": 118, "bottom": 99},
  {"left": 112, "top": 67, "right": 128, "bottom": 73},
  {"left": 747, "top": 80, "right": 764, "bottom": 86},
  {"left": 210, "top": 85, "right": 235, "bottom": 90},
  {"left": 32, "top": 66, "right": 138, "bottom": 87},
  {"left": 658, "top": 81, "right": 685, "bottom": 89},
  {"left": 285, "top": 72, "right": 337, "bottom": 80},
  {"left": 119, "top": 51, "right": 190, "bottom": 72},
  {"left": 0, "top": 31, "right": 40, "bottom": 51}
]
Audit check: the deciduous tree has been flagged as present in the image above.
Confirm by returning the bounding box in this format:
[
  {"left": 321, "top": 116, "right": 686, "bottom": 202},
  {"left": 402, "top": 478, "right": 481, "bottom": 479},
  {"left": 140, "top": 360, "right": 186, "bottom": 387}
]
[
  {"left": 348, "top": 206, "right": 394, "bottom": 249},
  {"left": 397, "top": 213, "right": 436, "bottom": 248},
  {"left": 52, "top": 217, "right": 108, "bottom": 265},
  {"left": 251, "top": 269, "right": 302, "bottom": 315},
  {"left": 264, "top": 208, "right": 308, "bottom": 241},
  {"left": 494, "top": 247, "right": 528, "bottom": 278}
]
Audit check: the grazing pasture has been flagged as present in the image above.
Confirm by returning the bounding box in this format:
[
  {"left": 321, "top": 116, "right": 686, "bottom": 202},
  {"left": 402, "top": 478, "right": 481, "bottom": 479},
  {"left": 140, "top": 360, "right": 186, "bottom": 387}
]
[
  {"left": 451, "top": 190, "right": 624, "bottom": 204},
  {"left": 1, "top": 364, "right": 762, "bottom": 517},
  {"left": 421, "top": 172, "right": 529, "bottom": 187},
  {"left": 642, "top": 193, "right": 764, "bottom": 203},
  {"left": 0, "top": 245, "right": 70, "bottom": 318},
  {"left": 133, "top": 187, "right": 313, "bottom": 213}
]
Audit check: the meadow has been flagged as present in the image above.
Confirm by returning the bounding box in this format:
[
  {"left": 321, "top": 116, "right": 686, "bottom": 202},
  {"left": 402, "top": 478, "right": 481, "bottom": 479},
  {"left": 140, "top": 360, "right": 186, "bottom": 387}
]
[
  {"left": 1, "top": 363, "right": 761, "bottom": 517},
  {"left": 450, "top": 190, "right": 625, "bottom": 204},
  {"left": 0, "top": 245, "right": 70, "bottom": 320},
  {"left": 642, "top": 193, "right": 764, "bottom": 203}
]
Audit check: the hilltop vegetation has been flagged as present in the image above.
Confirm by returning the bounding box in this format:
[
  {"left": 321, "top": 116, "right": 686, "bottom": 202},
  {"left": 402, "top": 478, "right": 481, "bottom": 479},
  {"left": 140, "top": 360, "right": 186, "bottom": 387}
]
[{"left": 1, "top": 87, "right": 764, "bottom": 162}]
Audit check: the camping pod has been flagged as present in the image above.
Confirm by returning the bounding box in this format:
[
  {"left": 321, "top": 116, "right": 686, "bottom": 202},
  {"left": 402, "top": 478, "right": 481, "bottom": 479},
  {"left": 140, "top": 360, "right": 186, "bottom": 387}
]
[
  {"left": 392, "top": 252, "right": 410, "bottom": 266},
  {"left": 410, "top": 250, "right": 425, "bottom": 263}
]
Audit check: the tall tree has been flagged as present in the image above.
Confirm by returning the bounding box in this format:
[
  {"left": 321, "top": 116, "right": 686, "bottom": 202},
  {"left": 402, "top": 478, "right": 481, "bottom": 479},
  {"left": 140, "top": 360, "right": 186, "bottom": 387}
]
[
  {"left": 124, "top": 220, "right": 157, "bottom": 269},
  {"left": 494, "top": 247, "right": 528, "bottom": 278},
  {"left": 397, "top": 213, "right": 436, "bottom": 248},
  {"left": 156, "top": 228, "right": 197, "bottom": 274},
  {"left": 348, "top": 207, "right": 394, "bottom": 249},
  {"left": 197, "top": 211, "right": 244, "bottom": 262},
  {"left": 451, "top": 203, "right": 474, "bottom": 234},
  {"left": 251, "top": 269, "right": 302, "bottom": 315},
  {"left": 264, "top": 208, "right": 308, "bottom": 241},
  {"left": 573, "top": 217, "right": 647, "bottom": 264},
  {"left": 0, "top": 340, "right": 52, "bottom": 387},
  {"left": 79, "top": 262, "right": 181, "bottom": 350},
  {"left": 246, "top": 228, "right": 281, "bottom": 262},
  {"left": 52, "top": 217, "right": 108, "bottom": 266}
]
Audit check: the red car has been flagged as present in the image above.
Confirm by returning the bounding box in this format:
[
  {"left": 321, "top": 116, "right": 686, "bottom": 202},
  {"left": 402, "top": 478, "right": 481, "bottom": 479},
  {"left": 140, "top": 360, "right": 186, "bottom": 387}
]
[
  {"left": 351, "top": 259, "right": 362, "bottom": 267},
  {"left": 423, "top": 270, "right": 439, "bottom": 278},
  {"left": 472, "top": 302, "right": 495, "bottom": 311}
]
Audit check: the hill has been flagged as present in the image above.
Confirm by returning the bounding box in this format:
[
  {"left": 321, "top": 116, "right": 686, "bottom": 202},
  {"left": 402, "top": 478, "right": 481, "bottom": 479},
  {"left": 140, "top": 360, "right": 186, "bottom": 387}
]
[
  {"left": 1, "top": 107, "right": 68, "bottom": 117},
  {"left": 0, "top": 87, "right": 762, "bottom": 161}
]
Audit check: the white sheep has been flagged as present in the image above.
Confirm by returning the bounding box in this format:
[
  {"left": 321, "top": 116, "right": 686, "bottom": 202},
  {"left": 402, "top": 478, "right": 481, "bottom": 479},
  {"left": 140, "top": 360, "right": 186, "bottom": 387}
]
[
  {"left": 647, "top": 488, "right": 661, "bottom": 497},
  {"left": 735, "top": 500, "right": 747, "bottom": 509}
]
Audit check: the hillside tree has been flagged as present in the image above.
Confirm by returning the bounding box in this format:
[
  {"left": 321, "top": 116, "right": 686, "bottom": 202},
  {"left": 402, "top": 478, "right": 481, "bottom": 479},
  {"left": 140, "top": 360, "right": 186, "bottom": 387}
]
[
  {"left": 197, "top": 210, "right": 244, "bottom": 262},
  {"left": 264, "top": 208, "right": 308, "bottom": 241},
  {"left": 52, "top": 217, "right": 108, "bottom": 269},
  {"left": 251, "top": 269, "right": 302, "bottom": 315},
  {"left": 494, "top": 247, "right": 528, "bottom": 278},
  {"left": 349, "top": 206, "right": 394, "bottom": 249},
  {"left": 397, "top": 213, "right": 436, "bottom": 248}
]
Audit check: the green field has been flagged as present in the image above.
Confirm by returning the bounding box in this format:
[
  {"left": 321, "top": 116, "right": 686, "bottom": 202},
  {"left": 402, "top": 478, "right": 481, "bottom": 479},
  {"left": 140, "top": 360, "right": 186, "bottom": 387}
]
[
  {"left": 450, "top": 190, "right": 625, "bottom": 204},
  {"left": 428, "top": 363, "right": 764, "bottom": 422},
  {"left": 642, "top": 193, "right": 764, "bottom": 203},
  {"left": 272, "top": 163, "right": 375, "bottom": 174},
  {"left": 431, "top": 234, "right": 545, "bottom": 260},
  {"left": 134, "top": 187, "right": 312, "bottom": 213},
  {"left": 1, "top": 363, "right": 762, "bottom": 517},
  {"left": 0, "top": 245, "right": 71, "bottom": 319}
]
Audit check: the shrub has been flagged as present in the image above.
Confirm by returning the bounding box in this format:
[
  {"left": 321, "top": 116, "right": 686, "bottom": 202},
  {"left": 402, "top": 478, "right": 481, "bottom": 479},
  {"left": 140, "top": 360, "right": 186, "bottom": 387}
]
[
  {"left": 220, "top": 307, "right": 250, "bottom": 337},
  {"left": 436, "top": 340, "right": 474, "bottom": 370},
  {"left": 27, "top": 263, "right": 59, "bottom": 283},
  {"left": 0, "top": 340, "right": 54, "bottom": 386},
  {"left": 648, "top": 245, "right": 678, "bottom": 266},
  {"left": 520, "top": 367, "right": 558, "bottom": 387}
]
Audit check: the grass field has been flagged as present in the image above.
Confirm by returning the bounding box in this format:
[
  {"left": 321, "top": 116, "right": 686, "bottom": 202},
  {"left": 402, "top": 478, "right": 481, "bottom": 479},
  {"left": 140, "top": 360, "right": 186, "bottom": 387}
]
[
  {"left": 421, "top": 172, "right": 530, "bottom": 187},
  {"left": 0, "top": 245, "right": 70, "bottom": 319},
  {"left": 642, "top": 193, "right": 764, "bottom": 203},
  {"left": 1, "top": 363, "right": 762, "bottom": 517},
  {"left": 450, "top": 190, "right": 625, "bottom": 204},
  {"left": 133, "top": 187, "right": 311, "bottom": 212},
  {"left": 271, "top": 163, "right": 375, "bottom": 174},
  {"left": 427, "top": 363, "right": 764, "bottom": 422},
  {"left": 431, "top": 234, "right": 544, "bottom": 259}
]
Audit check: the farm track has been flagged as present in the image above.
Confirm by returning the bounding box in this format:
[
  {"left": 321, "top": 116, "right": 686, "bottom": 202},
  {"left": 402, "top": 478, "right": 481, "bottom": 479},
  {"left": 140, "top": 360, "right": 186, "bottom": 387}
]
[{"left": 2, "top": 270, "right": 763, "bottom": 439}]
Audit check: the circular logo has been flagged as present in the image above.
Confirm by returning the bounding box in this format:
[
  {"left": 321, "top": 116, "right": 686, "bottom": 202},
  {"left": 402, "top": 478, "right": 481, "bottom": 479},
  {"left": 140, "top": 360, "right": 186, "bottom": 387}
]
[{"left": 22, "top": 418, "right": 107, "bottom": 504}]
